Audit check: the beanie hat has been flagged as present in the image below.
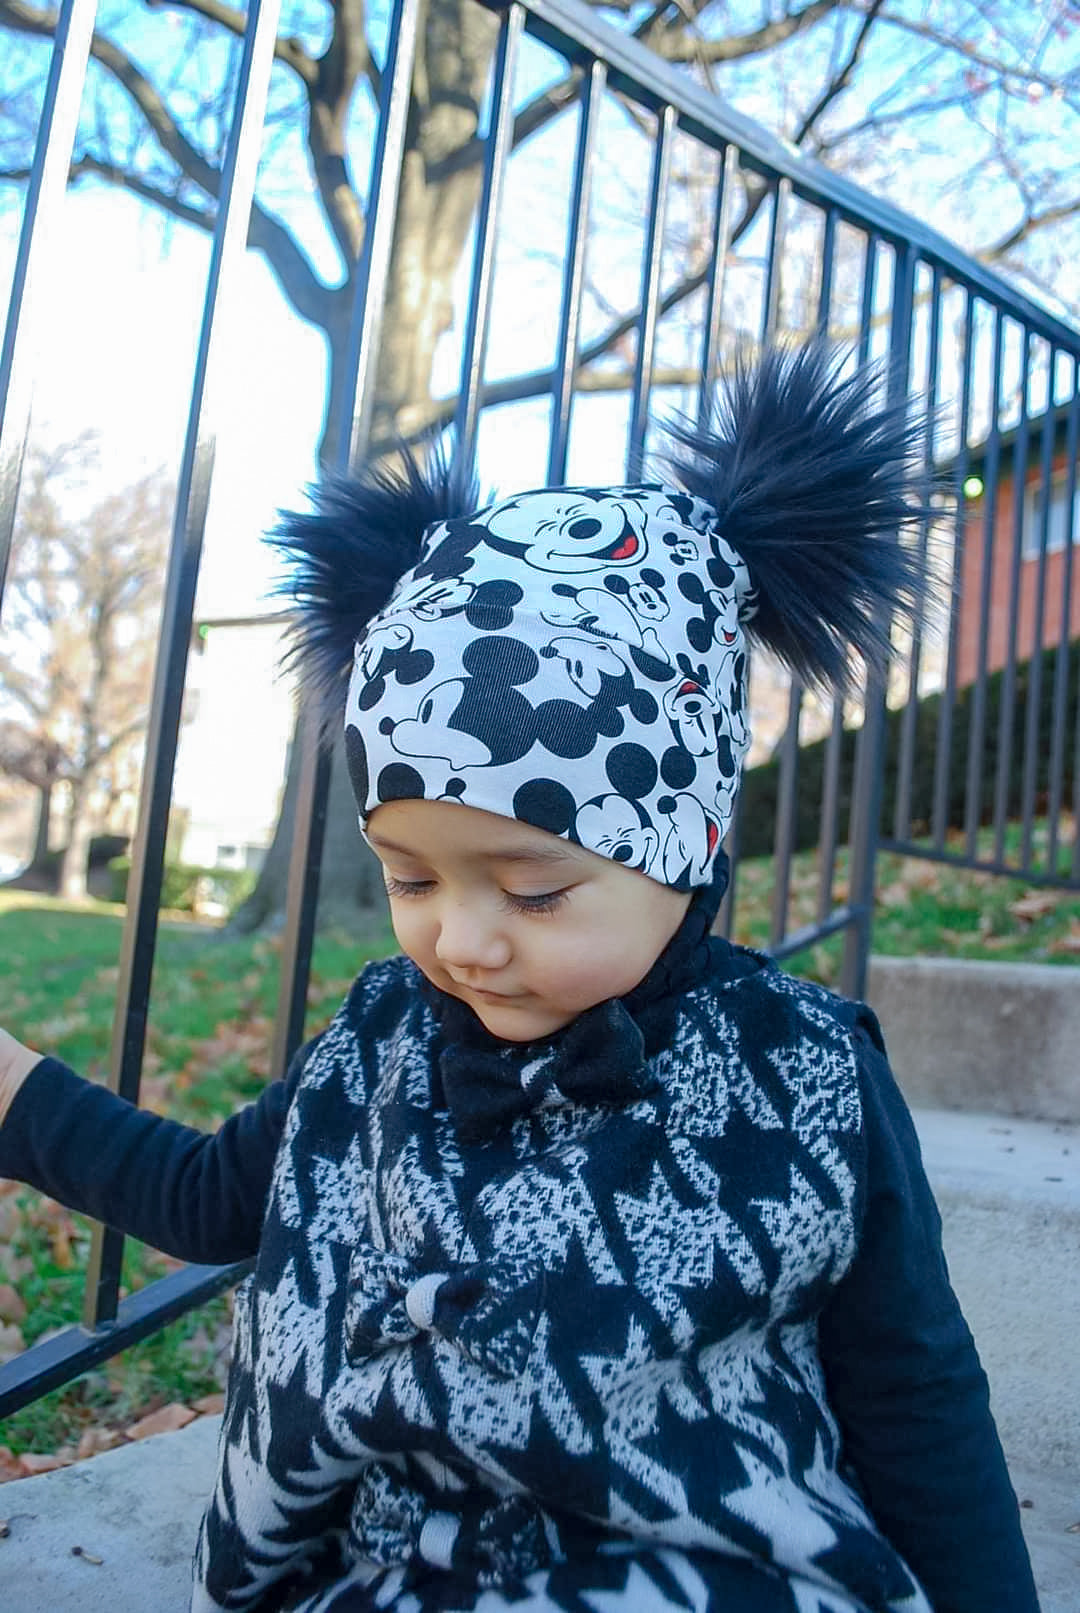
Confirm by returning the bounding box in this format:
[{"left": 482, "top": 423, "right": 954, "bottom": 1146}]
[{"left": 271, "top": 343, "right": 929, "bottom": 890}]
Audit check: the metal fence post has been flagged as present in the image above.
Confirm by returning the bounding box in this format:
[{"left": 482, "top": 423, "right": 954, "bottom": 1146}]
[{"left": 840, "top": 243, "right": 917, "bottom": 1001}]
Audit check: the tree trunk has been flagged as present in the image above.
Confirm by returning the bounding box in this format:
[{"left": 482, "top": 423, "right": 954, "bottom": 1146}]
[
  {"left": 32, "top": 780, "right": 52, "bottom": 863},
  {"left": 58, "top": 781, "right": 91, "bottom": 900},
  {"left": 226, "top": 726, "right": 389, "bottom": 937},
  {"left": 237, "top": 6, "right": 500, "bottom": 933}
]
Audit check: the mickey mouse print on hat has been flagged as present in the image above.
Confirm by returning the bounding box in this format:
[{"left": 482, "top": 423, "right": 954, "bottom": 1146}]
[{"left": 271, "top": 342, "right": 931, "bottom": 891}]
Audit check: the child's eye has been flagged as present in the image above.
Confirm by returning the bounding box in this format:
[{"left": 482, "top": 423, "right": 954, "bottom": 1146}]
[
  {"left": 501, "top": 889, "right": 568, "bottom": 917},
  {"left": 383, "top": 876, "right": 433, "bottom": 899},
  {"left": 383, "top": 877, "right": 568, "bottom": 917}
]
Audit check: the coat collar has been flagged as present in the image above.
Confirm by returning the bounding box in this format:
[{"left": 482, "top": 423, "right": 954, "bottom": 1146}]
[{"left": 422, "top": 857, "right": 751, "bottom": 1141}]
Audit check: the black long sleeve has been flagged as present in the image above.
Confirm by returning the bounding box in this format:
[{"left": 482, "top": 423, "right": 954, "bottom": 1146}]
[
  {"left": 0, "top": 1039, "right": 318, "bottom": 1263},
  {"left": 819, "top": 1009, "right": 1040, "bottom": 1613}
]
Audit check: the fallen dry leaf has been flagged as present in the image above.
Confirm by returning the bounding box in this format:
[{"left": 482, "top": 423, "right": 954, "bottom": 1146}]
[
  {"left": 0, "top": 1322, "right": 25, "bottom": 1365},
  {"left": 0, "top": 1284, "right": 27, "bottom": 1324},
  {"left": 49, "top": 1223, "right": 75, "bottom": 1269},
  {"left": 0, "top": 1198, "right": 20, "bottom": 1242},
  {"left": 76, "top": 1428, "right": 126, "bottom": 1461},
  {"left": 18, "top": 1452, "right": 71, "bottom": 1475},
  {"left": 125, "top": 1402, "right": 197, "bottom": 1441},
  {"left": 1007, "top": 890, "right": 1060, "bottom": 923}
]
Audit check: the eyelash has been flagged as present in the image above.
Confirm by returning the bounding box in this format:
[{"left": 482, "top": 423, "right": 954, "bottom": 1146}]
[{"left": 383, "top": 876, "right": 568, "bottom": 918}]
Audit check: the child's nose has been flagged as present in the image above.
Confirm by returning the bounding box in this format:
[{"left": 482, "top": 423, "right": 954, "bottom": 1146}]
[{"left": 434, "top": 903, "right": 512, "bottom": 971}]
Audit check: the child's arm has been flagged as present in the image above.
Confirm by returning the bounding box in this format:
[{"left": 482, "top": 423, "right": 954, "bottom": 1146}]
[
  {"left": 818, "top": 1009, "right": 1039, "bottom": 1613},
  {"left": 0, "top": 1027, "right": 318, "bottom": 1265}
]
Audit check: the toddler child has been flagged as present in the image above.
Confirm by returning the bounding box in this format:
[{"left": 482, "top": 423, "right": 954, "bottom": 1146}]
[{"left": 0, "top": 345, "right": 1039, "bottom": 1613}]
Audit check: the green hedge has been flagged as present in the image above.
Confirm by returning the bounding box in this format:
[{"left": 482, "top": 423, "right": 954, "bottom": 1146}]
[
  {"left": 107, "top": 857, "right": 257, "bottom": 915},
  {"left": 737, "top": 639, "right": 1079, "bottom": 860}
]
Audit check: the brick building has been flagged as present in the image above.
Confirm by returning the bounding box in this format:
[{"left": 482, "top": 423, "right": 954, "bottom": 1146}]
[{"left": 955, "top": 405, "right": 1079, "bottom": 688}]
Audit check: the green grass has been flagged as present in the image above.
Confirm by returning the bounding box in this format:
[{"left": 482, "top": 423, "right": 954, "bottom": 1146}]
[
  {"left": 0, "top": 829, "right": 1077, "bottom": 1458},
  {"left": 0, "top": 896, "right": 395, "bottom": 1458},
  {"left": 732, "top": 819, "right": 1080, "bottom": 987}
]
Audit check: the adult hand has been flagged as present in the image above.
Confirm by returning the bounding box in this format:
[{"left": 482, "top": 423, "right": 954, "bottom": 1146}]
[{"left": 0, "top": 1028, "right": 44, "bottom": 1126}]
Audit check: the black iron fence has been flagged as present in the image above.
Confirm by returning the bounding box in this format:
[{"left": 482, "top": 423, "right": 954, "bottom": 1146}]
[{"left": 1, "top": 0, "right": 1078, "bottom": 1419}]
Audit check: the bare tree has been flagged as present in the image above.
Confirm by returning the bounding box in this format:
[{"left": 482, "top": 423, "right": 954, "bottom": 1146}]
[
  {"left": 1, "top": 0, "right": 1077, "bottom": 928},
  {"left": 0, "top": 441, "right": 172, "bottom": 898}
]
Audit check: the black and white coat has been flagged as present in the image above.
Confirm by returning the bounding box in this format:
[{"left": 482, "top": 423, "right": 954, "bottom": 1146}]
[
  {"left": 191, "top": 927, "right": 934, "bottom": 1613},
  {"left": 0, "top": 887, "right": 1040, "bottom": 1611}
]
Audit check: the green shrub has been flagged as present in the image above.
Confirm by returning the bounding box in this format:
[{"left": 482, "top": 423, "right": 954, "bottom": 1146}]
[
  {"left": 737, "top": 639, "right": 1079, "bottom": 861},
  {"left": 107, "top": 857, "right": 258, "bottom": 915}
]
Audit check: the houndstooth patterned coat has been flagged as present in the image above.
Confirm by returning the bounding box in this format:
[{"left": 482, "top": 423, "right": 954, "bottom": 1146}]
[{"left": 189, "top": 899, "right": 933, "bottom": 1613}]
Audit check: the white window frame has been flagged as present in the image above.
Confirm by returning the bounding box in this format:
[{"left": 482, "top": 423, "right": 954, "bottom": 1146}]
[{"left": 1022, "top": 469, "right": 1080, "bottom": 558}]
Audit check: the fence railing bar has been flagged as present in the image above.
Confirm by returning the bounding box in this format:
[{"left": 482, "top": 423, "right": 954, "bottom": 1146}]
[
  {"left": 991, "top": 326, "right": 1032, "bottom": 867},
  {"left": 812, "top": 208, "right": 842, "bottom": 926},
  {"left": 895, "top": 262, "right": 941, "bottom": 841},
  {"left": 817, "top": 699, "right": 845, "bottom": 924},
  {"left": 628, "top": 102, "right": 677, "bottom": 471},
  {"left": 0, "top": 1261, "right": 251, "bottom": 1422},
  {"left": 82, "top": 0, "right": 283, "bottom": 1333},
  {"left": 0, "top": 0, "right": 97, "bottom": 609},
  {"left": 697, "top": 143, "right": 738, "bottom": 423},
  {"left": 770, "top": 903, "right": 869, "bottom": 962},
  {"left": 547, "top": 58, "right": 605, "bottom": 485},
  {"left": 836, "top": 226, "right": 882, "bottom": 993},
  {"left": 272, "top": 0, "right": 425, "bottom": 1083},
  {"left": 455, "top": 3, "right": 526, "bottom": 472},
  {"left": 841, "top": 240, "right": 915, "bottom": 1000},
  {"left": 1019, "top": 359, "right": 1059, "bottom": 869},
  {"left": 770, "top": 677, "right": 802, "bottom": 948},
  {"left": 879, "top": 839, "right": 1076, "bottom": 888},
  {"left": 964, "top": 308, "right": 1004, "bottom": 856},
  {"left": 856, "top": 232, "right": 878, "bottom": 369},
  {"left": 715, "top": 814, "right": 739, "bottom": 942},
  {"left": 341, "top": 0, "right": 428, "bottom": 468},
  {"left": 759, "top": 178, "right": 790, "bottom": 343},
  {"left": 931, "top": 286, "right": 973, "bottom": 850},
  {"left": 1046, "top": 374, "right": 1079, "bottom": 878},
  {"left": 815, "top": 206, "right": 837, "bottom": 339}
]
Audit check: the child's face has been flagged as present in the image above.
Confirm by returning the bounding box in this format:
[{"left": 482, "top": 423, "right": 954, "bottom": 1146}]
[{"left": 366, "top": 798, "right": 692, "bottom": 1043}]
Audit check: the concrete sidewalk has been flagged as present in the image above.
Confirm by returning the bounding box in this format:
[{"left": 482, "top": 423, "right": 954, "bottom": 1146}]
[{"left": 1, "top": 1107, "right": 1077, "bottom": 1612}]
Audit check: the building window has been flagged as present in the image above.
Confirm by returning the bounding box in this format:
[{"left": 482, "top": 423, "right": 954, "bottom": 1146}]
[{"left": 1022, "top": 472, "right": 1080, "bottom": 558}]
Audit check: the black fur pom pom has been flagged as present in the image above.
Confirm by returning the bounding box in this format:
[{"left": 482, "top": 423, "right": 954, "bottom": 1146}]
[
  {"left": 267, "top": 442, "right": 479, "bottom": 724},
  {"left": 665, "top": 342, "right": 933, "bottom": 693}
]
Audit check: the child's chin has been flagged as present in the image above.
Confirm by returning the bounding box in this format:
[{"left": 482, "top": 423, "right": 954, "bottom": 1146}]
[{"left": 472, "top": 1000, "right": 576, "bottom": 1043}]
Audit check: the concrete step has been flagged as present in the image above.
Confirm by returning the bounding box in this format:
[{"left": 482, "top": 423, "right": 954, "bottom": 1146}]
[{"left": 0, "top": 1108, "right": 1076, "bottom": 1613}]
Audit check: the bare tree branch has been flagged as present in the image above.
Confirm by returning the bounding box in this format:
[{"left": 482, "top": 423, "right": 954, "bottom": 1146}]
[
  {"left": 1, "top": 0, "right": 228, "bottom": 194},
  {"left": 793, "top": 0, "right": 885, "bottom": 145},
  {"left": 367, "top": 360, "right": 711, "bottom": 455},
  {"left": 0, "top": 1, "right": 338, "bottom": 329},
  {"left": 142, "top": 0, "right": 321, "bottom": 86},
  {"left": 874, "top": 5, "right": 1068, "bottom": 98},
  {"left": 980, "top": 194, "right": 1080, "bottom": 262},
  {"left": 431, "top": 0, "right": 844, "bottom": 183},
  {"left": 650, "top": 0, "right": 840, "bottom": 63},
  {"left": 306, "top": 0, "right": 370, "bottom": 266}
]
